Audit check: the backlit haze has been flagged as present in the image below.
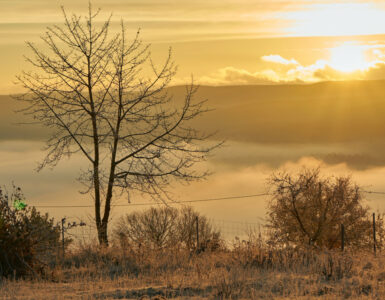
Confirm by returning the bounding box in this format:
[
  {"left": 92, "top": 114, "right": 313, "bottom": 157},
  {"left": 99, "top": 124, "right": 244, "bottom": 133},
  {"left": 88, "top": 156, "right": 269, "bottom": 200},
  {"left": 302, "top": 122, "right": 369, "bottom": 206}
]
[{"left": 2, "top": 0, "right": 385, "bottom": 237}]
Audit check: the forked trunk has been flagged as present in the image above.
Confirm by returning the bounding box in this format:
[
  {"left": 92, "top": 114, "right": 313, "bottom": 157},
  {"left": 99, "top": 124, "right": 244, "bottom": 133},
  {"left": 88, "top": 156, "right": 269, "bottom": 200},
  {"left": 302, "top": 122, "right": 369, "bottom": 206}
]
[{"left": 97, "top": 221, "right": 109, "bottom": 246}]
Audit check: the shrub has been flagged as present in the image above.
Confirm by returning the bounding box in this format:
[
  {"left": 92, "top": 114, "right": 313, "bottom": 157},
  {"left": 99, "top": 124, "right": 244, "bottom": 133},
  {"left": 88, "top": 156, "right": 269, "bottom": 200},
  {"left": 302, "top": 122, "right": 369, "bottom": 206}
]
[
  {"left": 113, "top": 206, "right": 222, "bottom": 251},
  {"left": 177, "top": 206, "right": 222, "bottom": 251},
  {"left": 0, "top": 185, "right": 60, "bottom": 278},
  {"left": 267, "top": 168, "right": 385, "bottom": 250},
  {"left": 114, "top": 206, "right": 179, "bottom": 249}
]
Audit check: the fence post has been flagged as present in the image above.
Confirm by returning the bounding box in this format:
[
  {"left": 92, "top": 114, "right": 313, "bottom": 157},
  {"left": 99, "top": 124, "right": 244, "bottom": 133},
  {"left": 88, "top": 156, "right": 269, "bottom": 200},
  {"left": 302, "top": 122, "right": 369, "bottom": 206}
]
[
  {"left": 341, "top": 224, "right": 345, "bottom": 252},
  {"left": 196, "top": 216, "right": 199, "bottom": 251},
  {"left": 373, "top": 212, "right": 377, "bottom": 256},
  {"left": 61, "top": 217, "right": 65, "bottom": 259}
]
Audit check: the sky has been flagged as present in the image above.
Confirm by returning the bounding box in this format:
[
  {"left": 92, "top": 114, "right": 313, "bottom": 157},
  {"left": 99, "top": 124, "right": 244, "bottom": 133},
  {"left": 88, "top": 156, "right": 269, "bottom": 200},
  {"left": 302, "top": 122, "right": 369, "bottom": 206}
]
[
  {"left": 2, "top": 0, "right": 385, "bottom": 238},
  {"left": 2, "top": 1, "right": 385, "bottom": 93}
]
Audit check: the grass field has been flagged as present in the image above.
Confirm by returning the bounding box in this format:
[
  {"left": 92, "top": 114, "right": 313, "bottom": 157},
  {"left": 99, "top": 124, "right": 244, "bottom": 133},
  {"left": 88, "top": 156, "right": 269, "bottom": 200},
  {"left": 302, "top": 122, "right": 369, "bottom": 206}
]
[{"left": 1, "top": 239, "right": 385, "bottom": 299}]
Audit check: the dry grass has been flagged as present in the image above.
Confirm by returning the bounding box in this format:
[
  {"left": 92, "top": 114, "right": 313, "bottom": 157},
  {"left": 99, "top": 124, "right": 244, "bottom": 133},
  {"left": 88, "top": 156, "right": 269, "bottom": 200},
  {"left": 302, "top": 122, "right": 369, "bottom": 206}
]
[{"left": 1, "top": 241, "right": 385, "bottom": 299}]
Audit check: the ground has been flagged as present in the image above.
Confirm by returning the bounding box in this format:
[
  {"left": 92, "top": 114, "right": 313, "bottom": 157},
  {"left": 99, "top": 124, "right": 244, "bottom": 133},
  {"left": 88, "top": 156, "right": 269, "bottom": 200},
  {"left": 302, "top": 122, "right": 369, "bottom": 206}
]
[{"left": 1, "top": 243, "right": 385, "bottom": 299}]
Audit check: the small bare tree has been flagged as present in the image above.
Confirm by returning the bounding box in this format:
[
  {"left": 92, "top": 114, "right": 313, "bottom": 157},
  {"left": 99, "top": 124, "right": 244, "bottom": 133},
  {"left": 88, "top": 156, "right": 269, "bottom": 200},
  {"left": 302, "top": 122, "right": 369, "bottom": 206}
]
[{"left": 16, "top": 4, "right": 218, "bottom": 246}]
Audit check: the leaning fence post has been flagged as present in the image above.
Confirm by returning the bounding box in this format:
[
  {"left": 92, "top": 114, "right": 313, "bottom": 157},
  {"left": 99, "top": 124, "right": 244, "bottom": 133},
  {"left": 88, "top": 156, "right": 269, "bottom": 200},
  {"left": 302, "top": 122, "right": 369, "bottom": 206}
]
[
  {"left": 341, "top": 224, "right": 345, "bottom": 252},
  {"left": 373, "top": 212, "right": 377, "bottom": 256}
]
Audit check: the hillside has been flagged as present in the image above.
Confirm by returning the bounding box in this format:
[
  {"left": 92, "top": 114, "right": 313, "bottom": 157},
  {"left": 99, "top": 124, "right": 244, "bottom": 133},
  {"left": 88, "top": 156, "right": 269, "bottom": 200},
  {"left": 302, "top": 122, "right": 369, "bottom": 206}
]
[
  {"left": 2, "top": 80, "right": 385, "bottom": 169},
  {"left": 2, "top": 80, "right": 385, "bottom": 143}
]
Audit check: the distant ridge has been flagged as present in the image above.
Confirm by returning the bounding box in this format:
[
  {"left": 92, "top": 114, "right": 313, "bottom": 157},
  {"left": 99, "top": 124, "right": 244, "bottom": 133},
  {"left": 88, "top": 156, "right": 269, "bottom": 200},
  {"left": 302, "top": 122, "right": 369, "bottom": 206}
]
[
  {"left": 3, "top": 79, "right": 385, "bottom": 97},
  {"left": 2, "top": 79, "right": 385, "bottom": 144}
]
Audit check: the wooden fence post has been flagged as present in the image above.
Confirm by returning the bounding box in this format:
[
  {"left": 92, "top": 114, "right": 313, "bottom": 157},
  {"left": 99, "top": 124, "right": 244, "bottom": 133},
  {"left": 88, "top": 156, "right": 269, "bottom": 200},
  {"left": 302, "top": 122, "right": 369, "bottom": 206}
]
[
  {"left": 61, "top": 217, "right": 65, "bottom": 259},
  {"left": 373, "top": 212, "right": 377, "bottom": 256},
  {"left": 341, "top": 224, "right": 345, "bottom": 252},
  {"left": 196, "top": 216, "right": 199, "bottom": 251}
]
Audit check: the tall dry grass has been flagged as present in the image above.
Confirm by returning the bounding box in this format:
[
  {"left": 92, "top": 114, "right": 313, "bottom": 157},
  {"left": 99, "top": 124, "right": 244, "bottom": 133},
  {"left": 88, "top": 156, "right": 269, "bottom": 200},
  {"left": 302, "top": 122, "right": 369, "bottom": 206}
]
[{"left": 2, "top": 236, "right": 385, "bottom": 299}]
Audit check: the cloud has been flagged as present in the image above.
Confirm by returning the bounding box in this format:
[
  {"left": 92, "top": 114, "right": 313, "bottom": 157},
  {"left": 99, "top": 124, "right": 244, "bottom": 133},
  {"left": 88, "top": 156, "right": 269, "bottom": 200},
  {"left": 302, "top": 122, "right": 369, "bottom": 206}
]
[
  {"left": 0, "top": 1, "right": 307, "bottom": 23},
  {"left": 209, "top": 140, "right": 385, "bottom": 171},
  {"left": 198, "top": 67, "right": 282, "bottom": 85},
  {"left": 198, "top": 49, "right": 385, "bottom": 85},
  {"left": 261, "top": 54, "right": 299, "bottom": 65},
  {"left": 364, "top": 62, "right": 385, "bottom": 80},
  {"left": 283, "top": 2, "right": 385, "bottom": 37},
  {"left": 4, "top": 140, "right": 385, "bottom": 219}
]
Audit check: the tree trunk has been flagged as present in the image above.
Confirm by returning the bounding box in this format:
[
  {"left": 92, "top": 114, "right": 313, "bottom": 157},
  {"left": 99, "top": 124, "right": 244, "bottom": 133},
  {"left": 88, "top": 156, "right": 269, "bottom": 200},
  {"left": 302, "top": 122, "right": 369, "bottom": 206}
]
[
  {"left": 93, "top": 164, "right": 105, "bottom": 246},
  {"left": 97, "top": 221, "right": 109, "bottom": 246},
  {"left": 100, "top": 114, "right": 121, "bottom": 247}
]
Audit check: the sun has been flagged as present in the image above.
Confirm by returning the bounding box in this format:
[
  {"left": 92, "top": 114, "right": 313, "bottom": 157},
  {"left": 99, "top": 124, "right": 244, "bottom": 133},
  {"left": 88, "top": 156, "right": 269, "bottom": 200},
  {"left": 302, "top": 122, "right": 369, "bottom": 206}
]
[{"left": 329, "top": 44, "right": 368, "bottom": 73}]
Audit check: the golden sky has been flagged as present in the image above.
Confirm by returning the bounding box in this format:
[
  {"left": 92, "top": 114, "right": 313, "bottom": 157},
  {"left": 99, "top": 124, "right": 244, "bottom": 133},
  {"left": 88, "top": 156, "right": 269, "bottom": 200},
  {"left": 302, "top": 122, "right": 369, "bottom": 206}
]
[
  {"left": 2, "top": 1, "right": 385, "bottom": 229},
  {"left": 2, "top": 1, "right": 385, "bottom": 93}
]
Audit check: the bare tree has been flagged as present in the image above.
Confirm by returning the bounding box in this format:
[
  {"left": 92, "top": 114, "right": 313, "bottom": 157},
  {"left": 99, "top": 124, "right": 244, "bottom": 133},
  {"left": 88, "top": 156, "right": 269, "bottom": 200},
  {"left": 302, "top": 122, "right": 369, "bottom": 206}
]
[
  {"left": 16, "top": 4, "right": 219, "bottom": 246},
  {"left": 267, "top": 168, "right": 384, "bottom": 250}
]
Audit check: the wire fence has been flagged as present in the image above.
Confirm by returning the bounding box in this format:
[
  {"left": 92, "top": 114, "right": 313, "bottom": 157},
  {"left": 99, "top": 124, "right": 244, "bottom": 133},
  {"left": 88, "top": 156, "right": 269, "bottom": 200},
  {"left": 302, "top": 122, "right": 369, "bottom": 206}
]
[
  {"left": 28, "top": 189, "right": 385, "bottom": 208},
  {"left": 3, "top": 187, "right": 382, "bottom": 280},
  {"left": 28, "top": 192, "right": 270, "bottom": 208},
  {"left": 13, "top": 189, "right": 385, "bottom": 254},
  {"left": 57, "top": 216, "right": 263, "bottom": 249}
]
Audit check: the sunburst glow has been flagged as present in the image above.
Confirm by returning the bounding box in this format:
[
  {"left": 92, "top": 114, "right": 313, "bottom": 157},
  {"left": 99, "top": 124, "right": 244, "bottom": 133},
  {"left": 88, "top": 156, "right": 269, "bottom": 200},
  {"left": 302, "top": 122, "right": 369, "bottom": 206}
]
[{"left": 329, "top": 44, "right": 368, "bottom": 73}]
